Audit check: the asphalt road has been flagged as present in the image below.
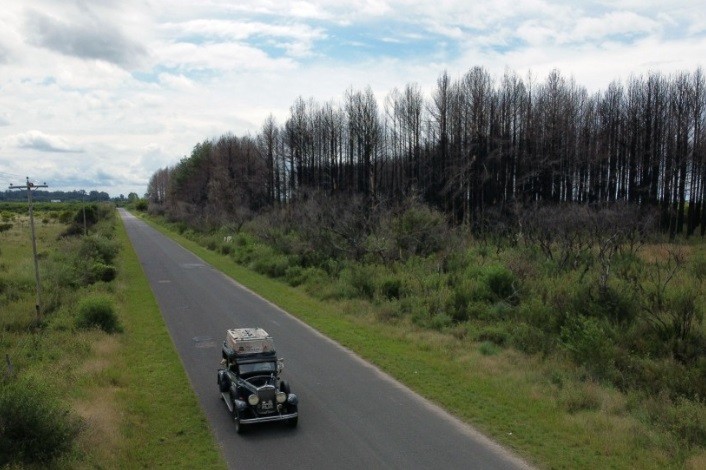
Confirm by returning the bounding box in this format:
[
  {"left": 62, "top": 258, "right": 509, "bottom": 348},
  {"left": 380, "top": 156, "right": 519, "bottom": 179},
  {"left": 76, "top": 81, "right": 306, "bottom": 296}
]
[{"left": 120, "top": 209, "right": 530, "bottom": 469}]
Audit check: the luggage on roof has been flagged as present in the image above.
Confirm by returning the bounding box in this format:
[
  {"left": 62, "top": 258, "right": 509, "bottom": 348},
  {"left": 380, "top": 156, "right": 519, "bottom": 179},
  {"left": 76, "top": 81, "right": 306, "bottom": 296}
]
[{"left": 225, "top": 328, "right": 275, "bottom": 355}]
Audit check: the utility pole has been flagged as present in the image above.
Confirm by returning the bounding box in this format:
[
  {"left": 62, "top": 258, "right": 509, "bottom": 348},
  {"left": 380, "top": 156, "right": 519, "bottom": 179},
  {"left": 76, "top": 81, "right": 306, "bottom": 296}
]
[
  {"left": 9, "top": 177, "right": 48, "bottom": 323},
  {"left": 81, "top": 189, "right": 87, "bottom": 235}
]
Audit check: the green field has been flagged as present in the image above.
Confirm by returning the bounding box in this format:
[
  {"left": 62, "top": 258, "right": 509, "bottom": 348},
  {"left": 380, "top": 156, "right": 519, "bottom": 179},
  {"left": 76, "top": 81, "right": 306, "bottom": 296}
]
[{"left": 2, "top": 201, "right": 705, "bottom": 469}]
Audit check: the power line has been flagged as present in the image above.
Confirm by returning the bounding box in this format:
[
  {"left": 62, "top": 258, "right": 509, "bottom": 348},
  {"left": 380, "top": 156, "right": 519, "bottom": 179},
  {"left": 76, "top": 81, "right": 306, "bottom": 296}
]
[
  {"left": 8, "top": 177, "right": 48, "bottom": 324},
  {"left": 0, "top": 170, "right": 27, "bottom": 182}
]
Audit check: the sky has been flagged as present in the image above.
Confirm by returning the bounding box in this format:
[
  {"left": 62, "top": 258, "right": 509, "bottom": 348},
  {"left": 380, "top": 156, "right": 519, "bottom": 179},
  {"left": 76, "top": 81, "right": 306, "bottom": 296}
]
[{"left": 0, "top": 1, "right": 704, "bottom": 198}]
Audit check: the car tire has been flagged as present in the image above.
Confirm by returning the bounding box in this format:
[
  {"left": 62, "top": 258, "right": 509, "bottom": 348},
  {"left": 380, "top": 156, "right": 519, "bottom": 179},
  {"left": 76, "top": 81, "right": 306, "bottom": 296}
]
[
  {"left": 287, "top": 416, "right": 298, "bottom": 428},
  {"left": 230, "top": 395, "right": 245, "bottom": 434},
  {"left": 234, "top": 414, "right": 244, "bottom": 434}
]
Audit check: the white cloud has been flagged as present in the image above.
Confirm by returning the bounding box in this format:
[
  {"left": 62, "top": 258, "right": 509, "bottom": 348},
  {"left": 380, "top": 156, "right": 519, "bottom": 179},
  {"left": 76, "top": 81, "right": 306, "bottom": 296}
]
[
  {"left": 569, "top": 11, "right": 661, "bottom": 43},
  {"left": 0, "top": 0, "right": 703, "bottom": 196},
  {"left": 5, "top": 130, "right": 84, "bottom": 153},
  {"left": 23, "top": 9, "right": 147, "bottom": 69}
]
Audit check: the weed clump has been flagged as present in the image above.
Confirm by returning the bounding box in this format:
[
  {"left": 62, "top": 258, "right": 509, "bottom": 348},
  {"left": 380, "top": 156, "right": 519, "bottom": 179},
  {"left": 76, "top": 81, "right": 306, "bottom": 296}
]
[
  {"left": 0, "top": 377, "right": 82, "bottom": 466},
  {"left": 76, "top": 295, "right": 122, "bottom": 333}
]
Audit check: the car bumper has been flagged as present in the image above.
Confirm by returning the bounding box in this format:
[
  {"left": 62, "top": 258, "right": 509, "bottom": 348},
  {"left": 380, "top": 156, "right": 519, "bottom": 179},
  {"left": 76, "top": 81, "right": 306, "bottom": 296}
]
[{"left": 240, "top": 412, "right": 298, "bottom": 424}]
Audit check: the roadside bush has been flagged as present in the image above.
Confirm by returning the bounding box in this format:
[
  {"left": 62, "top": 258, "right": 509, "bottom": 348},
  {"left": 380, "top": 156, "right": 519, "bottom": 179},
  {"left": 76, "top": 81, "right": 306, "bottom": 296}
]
[
  {"left": 0, "top": 377, "right": 82, "bottom": 466},
  {"left": 88, "top": 262, "right": 118, "bottom": 283},
  {"left": 345, "top": 264, "right": 379, "bottom": 300},
  {"left": 690, "top": 251, "right": 706, "bottom": 281},
  {"left": 0, "top": 278, "right": 32, "bottom": 306},
  {"left": 572, "top": 281, "right": 637, "bottom": 325},
  {"left": 76, "top": 295, "right": 122, "bottom": 333},
  {"left": 393, "top": 203, "right": 449, "bottom": 258},
  {"left": 448, "top": 278, "right": 493, "bottom": 322},
  {"left": 480, "top": 264, "right": 517, "bottom": 302},
  {"left": 251, "top": 253, "right": 290, "bottom": 278},
  {"left": 479, "top": 341, "right": 501, "bottom": 356},
  {"left": 58, "top": 210, "right": 73, "bottom": 224},
  {"left": 429, "top": 313, "right": 453, "bottom": 331},
  {"left": 78, "top": 234, "right": 120, "bottom": 265},
  {"left": 517, "top": 297, "right": 558, "bottom": 331},
  {"left": 379, "top": 276, "right": 404, "bottom": 300},
  {"left": 510, "top": 322, "right": 552, "bottom": 355},
  {"left": 560, "top": 315, "right": 615, "bottom": 377},
  {"left": 643, "top": 394, "right": 706, "bottom": 448},
  {"left": 558, "top": 381, "right": 602, "bottom": 413},
  {"left": 475, "top": 324, "right": 511, "bottom": 346}
]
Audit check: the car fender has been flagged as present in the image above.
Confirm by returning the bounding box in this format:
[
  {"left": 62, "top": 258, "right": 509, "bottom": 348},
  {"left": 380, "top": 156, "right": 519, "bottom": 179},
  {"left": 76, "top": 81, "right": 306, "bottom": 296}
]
[{"left": 217, "top": 370, "right": 230, "bottom": 393}]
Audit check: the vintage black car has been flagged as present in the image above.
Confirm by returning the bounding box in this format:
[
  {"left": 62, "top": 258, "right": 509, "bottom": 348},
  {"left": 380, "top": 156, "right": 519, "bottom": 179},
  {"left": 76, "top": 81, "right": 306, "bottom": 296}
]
[{"left": 216, "top": 328, "right": 298, "bottom": 433}]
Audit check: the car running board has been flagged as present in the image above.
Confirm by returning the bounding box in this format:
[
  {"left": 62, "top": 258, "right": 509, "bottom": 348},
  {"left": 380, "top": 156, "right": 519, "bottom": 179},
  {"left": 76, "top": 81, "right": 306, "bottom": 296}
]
[{"left": 221, "top": 392, "right": 234, "bottom": 413}]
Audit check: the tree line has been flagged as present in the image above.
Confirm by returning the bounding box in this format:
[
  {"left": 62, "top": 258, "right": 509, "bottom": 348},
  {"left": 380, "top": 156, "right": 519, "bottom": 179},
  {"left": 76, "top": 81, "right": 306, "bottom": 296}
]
[
  {"left": 147, "top": 66, "right": 706, "bottom": 237},
  {"left": 0, "top": 189, "right": 112, "bottom": 202}
]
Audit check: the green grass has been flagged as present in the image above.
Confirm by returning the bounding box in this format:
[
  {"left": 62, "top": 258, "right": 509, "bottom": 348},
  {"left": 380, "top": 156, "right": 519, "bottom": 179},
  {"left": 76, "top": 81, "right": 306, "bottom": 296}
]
[
  {"left": 138, "top": 214, "right": 702, "bottom": 469},
  {"left": 0, "top": 208, "right": 224, "bottom": 468}
]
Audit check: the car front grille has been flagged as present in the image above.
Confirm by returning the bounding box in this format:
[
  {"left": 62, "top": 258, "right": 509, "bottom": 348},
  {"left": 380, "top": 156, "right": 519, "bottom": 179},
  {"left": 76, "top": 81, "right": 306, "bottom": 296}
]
[{"left": 257, "top": 385, "right": 276, "bottom": 414}]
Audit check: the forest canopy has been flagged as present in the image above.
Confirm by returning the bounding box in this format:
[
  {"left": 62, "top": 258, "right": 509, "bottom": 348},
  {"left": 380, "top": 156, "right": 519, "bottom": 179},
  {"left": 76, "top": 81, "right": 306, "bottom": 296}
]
[{"left": 147, "top": 66, "right": 706, "bottom": 237}]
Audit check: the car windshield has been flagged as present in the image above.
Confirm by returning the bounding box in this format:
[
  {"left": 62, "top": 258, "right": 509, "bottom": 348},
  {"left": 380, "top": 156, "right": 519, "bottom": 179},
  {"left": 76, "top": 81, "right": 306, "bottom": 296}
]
[{"left": 238, "top": 361, "right": 276, "bottom": 375}]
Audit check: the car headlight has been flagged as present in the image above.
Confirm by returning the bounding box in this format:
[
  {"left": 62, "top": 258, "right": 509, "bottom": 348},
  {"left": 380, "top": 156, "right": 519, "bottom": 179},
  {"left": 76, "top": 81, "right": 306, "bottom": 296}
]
[
  {"left": 248, "top": 394, "right": 259, "bottom": 406},
  {"left": 275, "top": 391, "right": 287, "bottom": 404}
]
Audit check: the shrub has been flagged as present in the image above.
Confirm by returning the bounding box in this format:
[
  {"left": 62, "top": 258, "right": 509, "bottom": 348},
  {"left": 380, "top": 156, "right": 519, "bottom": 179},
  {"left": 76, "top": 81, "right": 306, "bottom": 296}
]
[
  {"left": 251, "top": 254, "right": 290, "bottom": 278},
  {"left": 488, "top": 301, "right": 514, "bottom": 319},
  {"left": 135, "top": 199, "right": 148, "bottom": 211},
  {"left": 78, "top": 235, "right": 120, "bottom": 265},
  {"left": 393, "top": 203, "right": 449, "bottom": 258},
  {"left": 510, "top": 322, "right": 552, "bottom": 355},
  {"left": 560, "top": 315, "right": 614, "bottom": 377},
  {"left": 376, "top": 301, "right": 403, "bottom": 323},
  {"left": 379, "top": 276, "right": 403, "bottom": 300},
  {"left": 0, "top": 377, "right": 82, "bottom": 466},
  {"left": 282, "top": 265, "right": 303, "bottom": 286},
  {"left": 517, "top": 298, "right": 558, "bottom": 331},
  {"left": 76, "top": 295, "right": 122, "bottom": 333},
  {"left": 58, "top": 210, "right": 73, "bottom": 224},
  {"left": 558, "top": 381, "right": 602, "bottom": 413},
  {"left": 448, "top": 278, "right": 492, "bottom": 322},
  {"left": 572, "top": 281, "right": 637, "bottom": 325},
  {"left": 479, "top": 341, "right": 501, "bottom": 356},
  {"left": 476, "top": 324, "right": 511, "bottom": 346},
  {"left": 481, "top": 264, "right": 517, "bottom": 301},
  {"left": 691, "top": 251, "right": 706, "bottom": 281},
  {"left": 89, "top": 262, "right": 118, "bottom": 283},
  {"left": 643, "top": 395, "right": 706, "bottom": 448},
  {"left": 346, "top": 264, "right": 378, "bottom": 300},
  {"left": 429, "top": 313, "right": 453, "bottom": 331}
]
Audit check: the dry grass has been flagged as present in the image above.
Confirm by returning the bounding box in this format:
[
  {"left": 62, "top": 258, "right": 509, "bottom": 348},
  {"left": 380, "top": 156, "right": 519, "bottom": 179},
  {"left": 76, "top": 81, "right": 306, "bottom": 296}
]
[
  {"left": 640, "top": 243, "right": 691, "bottom": 263},
  {"left": 72, "top": 387, "right": 123, "bottom": 465},
  {"left": 71, "top": 333, "right": 126, "bottom": 465},
  {"left": 686, "top": 451, "right": 706, "bottom": 470}
]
